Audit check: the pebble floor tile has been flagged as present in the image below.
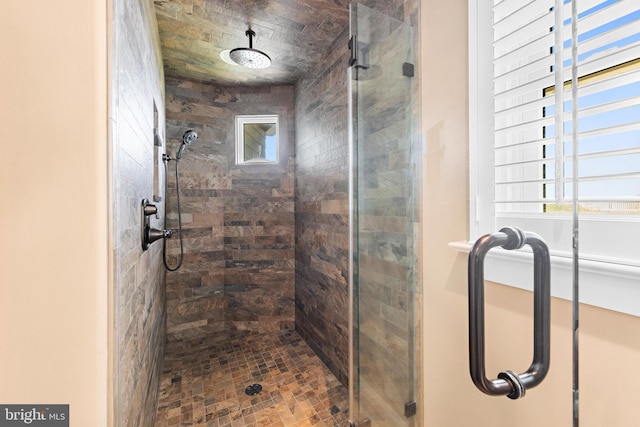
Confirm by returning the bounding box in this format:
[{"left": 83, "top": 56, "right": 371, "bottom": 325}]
[{"left": 154, "top": 330, "right": 349, "bottom": 427}]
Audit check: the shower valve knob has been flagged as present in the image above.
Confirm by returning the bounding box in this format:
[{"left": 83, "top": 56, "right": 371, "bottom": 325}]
[
  {"left": 143, "top": 203, "right": 159, "bottom": 219},
  {"left": 146, "top": 227, "right": 172, "bottom": 245}
]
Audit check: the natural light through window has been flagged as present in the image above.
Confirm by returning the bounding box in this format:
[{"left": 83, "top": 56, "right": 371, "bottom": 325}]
[
  {"left": 468, "top": 0, "right": 640, "bottom": 315},
  {"left": 235, "top": 114, "right": 279, "bottom": 165},
  {"left": 543, "top": 59, "right": 640, "bottom": 214}
]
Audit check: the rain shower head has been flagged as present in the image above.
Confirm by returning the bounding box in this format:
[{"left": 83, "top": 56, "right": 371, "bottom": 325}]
[
  {"left": 229, "top": 29, "right": 271, "bottom": 69},
  {"left": 176, "top": 130, "right": 198, "bottom": 160}
]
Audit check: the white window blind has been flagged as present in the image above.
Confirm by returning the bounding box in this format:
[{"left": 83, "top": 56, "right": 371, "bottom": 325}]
[
  {"left": 469, "top": 0, "right": 640, "bottom": 315},
  {"left": 486, "top": 0, "right": 640, "bottom": 264}
]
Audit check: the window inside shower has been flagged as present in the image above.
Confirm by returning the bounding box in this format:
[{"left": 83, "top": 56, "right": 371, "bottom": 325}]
[{"left": 235, "top": 114, "right": 279, "bottom": 164}]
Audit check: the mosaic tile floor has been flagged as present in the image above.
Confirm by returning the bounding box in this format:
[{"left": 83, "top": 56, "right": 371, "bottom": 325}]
[{"left": 154, "top": 330, "right": 349, "bottom": 427}]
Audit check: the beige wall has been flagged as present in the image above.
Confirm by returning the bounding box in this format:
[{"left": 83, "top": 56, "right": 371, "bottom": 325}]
[
  {"left": 0, "top": 0, "right": 109, "bottom": 426},
  {"left": 421, "top": 1, "right": 640, "bottom": 426}
]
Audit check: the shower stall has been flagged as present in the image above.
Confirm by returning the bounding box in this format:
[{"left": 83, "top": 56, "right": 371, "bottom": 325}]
[{"left": 348, "top": 3, "right": 420, "bottom": 426}]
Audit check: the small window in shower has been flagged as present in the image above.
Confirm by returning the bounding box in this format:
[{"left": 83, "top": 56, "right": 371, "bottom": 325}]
[{"left": 235, "top": 114, "right": 279, "bottom": 165}]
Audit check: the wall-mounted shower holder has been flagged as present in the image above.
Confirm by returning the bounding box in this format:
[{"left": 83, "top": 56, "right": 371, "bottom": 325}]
[{"left": 141, "top": 198, "right": 172, "bottom": 251}]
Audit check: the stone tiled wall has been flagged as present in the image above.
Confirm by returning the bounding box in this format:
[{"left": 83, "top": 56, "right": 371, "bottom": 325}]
[
  {"left": 164, "top": 79, "right": 296, "bottom": 341},
  {"left": 352, "top": 4, "right": 420, "bottom": 421},
  {"left": 111, "top": 0, "right": 166, "bottom": 425},
  {"left": 294, "top": 28, "right": 351, "bottom": 386},
  {"left": 294, "top": 0, "right": 420, "bottom": 394}
]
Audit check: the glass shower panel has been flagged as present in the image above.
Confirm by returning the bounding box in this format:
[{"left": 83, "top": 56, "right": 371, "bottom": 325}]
[
  {"left": 466, "top": 1, "right": 577, "bottom": 424},
  {"left": 572, "top": 1, "right": 640, "bottom": 425},
  {"left": 349, "top": 3, "right": 416, "bottom": 426}
]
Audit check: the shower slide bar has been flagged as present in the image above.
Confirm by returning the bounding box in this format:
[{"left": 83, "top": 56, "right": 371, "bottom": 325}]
[{"left": 468, "top": 227, "right": 551, "bottom": 399}]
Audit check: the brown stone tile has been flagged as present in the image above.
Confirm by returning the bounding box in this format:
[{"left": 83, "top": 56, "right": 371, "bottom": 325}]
[
  {"left": 165, "top": 82, "right": 296, "bottom": 342},
  {"left": 154, "top": 330, "right": 348, "bottom": 426}
]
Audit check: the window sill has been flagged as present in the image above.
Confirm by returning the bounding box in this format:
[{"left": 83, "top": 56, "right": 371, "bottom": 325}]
[{"left": 449, "top": 241, "right": 640, "bottom": 317}]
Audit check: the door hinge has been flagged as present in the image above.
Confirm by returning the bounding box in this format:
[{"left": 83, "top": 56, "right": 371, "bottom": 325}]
[
  {"left": 405, "top": 400, "right": 417, "bottom": 417},
  {"left": 402, "top": 62, "right": 415, "bottom": 78},
  {"left": 348, "top": 35, "right": 370, "bottom": 69}
]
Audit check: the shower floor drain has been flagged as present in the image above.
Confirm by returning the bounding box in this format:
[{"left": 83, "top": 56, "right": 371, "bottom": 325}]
[{"left": 245, "top": 383, "right": 262, "bottom": 396}]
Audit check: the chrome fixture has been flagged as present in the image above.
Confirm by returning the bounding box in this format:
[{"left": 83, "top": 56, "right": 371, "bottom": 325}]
[
  {"left": 165, "top": 129, "right": 198, "bottom": 162},
  {"left": 229, "top": 29, "right": 271, "bottom": 69},
  {"left": 468, "top": 226, "right": 551, "bottom": 399},
  {"left": 141, "top": 198, "right": 172, "bottom": 250},
  {"left": 177, "top": 129, "right": 197, "bottom": 159},
  {"left": 161, "top": 129, "right": 198, "bottom": 271}
]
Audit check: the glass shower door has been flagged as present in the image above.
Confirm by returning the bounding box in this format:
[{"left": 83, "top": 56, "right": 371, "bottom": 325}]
[
  {"left": 467, "top": 1, "right": 639, "bottom": 425},
  {"left": 464, "top": 0, "right": 578, "bottom": 424},
  {"left": 349, "top": 3, "right": 417, "bottom": 426}
]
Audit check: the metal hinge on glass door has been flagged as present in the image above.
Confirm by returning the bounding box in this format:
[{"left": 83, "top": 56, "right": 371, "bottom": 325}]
[
  {"left": 404, "top": 400, "right": 416, "bottom": 417},
  {"left": 348, "top": 35, "right": 370, "bottom": 69},
  {"left": 349, "top": 35, "right": 415, "bottom": 79}
]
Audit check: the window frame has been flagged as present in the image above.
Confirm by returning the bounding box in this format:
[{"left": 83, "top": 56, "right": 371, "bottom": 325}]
[
  {"left": 235, "top": 114, "right": 279, "bottom": 165},
  {"left": 467, "top": 0, "right": 640, "bottom": 317}
]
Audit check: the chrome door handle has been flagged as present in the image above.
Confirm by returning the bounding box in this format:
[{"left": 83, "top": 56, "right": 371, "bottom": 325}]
[{"left": 468, "top": 226, "right": 551, "bottom": 399}]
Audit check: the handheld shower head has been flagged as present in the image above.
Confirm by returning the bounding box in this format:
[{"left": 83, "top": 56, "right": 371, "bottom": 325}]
[
  {"left": 176, "top": 130, "right": 198, "bottom": 159},
  {"left": 182, "top": 130, "right": 198, "bottom": 145}
]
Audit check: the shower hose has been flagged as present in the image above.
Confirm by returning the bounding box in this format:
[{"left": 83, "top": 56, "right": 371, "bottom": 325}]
[{"left": 162, "top": 158, "right": 185, "bottom": 271}]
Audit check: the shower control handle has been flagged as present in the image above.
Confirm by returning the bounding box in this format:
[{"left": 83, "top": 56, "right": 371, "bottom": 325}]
[
  {"left": 146, "top": 227, "right": 172, "bottom": 244},
  {"left": 468, "top": 227, "right": 551, "bottom": 399},
  {"left": 143, "top": 203, "right": 160, "bottom": 219},
  {"left": 141, "top": 198, "right": 172, "bottom": 250}
]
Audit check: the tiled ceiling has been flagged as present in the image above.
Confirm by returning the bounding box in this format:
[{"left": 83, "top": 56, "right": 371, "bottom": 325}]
[{"left": 153, "top": 0, "right": 352, "bottom": 85}]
